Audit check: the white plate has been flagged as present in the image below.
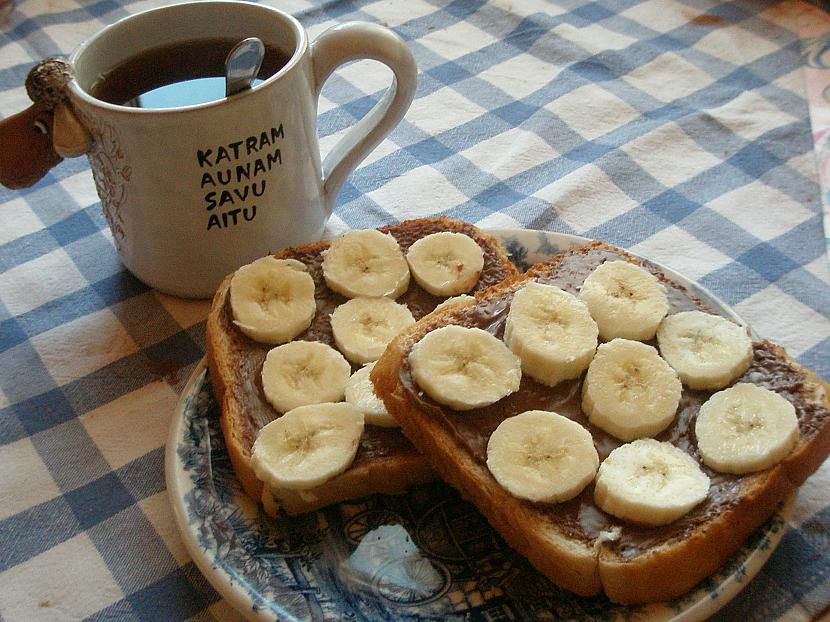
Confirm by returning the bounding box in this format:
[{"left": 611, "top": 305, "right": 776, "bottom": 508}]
[{"left": 166, "top": 229, "right": 792, "bottom": 622}]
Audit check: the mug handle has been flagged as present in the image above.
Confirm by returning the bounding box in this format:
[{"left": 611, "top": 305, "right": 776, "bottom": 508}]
[{"left": 310, "top": 22, "right": 417, "bottom": 211}]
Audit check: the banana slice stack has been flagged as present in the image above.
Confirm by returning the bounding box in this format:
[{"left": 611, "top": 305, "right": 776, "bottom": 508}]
[
  {"left": 404, "top": 256, "right": 801, "bottom": 528},
  {"left": 231, "top": 229, "right": 489, "bottom": 493}
]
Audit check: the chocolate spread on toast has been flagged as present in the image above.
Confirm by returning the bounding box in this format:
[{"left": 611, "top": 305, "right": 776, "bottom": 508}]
[
  {"left": 218, "top": 221, "right": 518, "bottom": 471},
  {"left": 397, "top": 246, "right": 829, "bottom": 557}
]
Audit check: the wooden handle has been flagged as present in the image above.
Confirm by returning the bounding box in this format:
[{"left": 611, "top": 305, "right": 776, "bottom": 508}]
[{"left": 0, "top": 103, "right": 63, "bottom": 189}]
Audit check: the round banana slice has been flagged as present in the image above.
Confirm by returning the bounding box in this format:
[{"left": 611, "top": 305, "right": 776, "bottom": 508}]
[
  {"left": 434, "top": 294, "right": 475, "bottom": 312},
  {"left": 322, "top": 230, "right": 410, "bottom": 299},
  {"left": 487, "top": 410, "right": 599, "bottom": 503},
  {"left": 230, "top": 256, "right": 316, "bottom": 345},
  {"left": 504, "top": 282, "right": 598, "bottom": 387},
  {"left": 578, "top": 260, "right": 669, "bottom": 341},
  {"left": 405, "top": 232, "right": 485, "bottom": 296},
  {"left": 330, "top": 297, "right": 415, "bottom": 364},
  {"left": 261, "top": 341, "right": 351, "bottom": 413},
  {"left": 409, "top": 325, "right": 522, "bottom": 410},
  {"left": 251, "top": 402, "right": 364, "bottom": 490},
  {"left": 345, "top": 363, "right": 398, "bottom": 427},
  {"left": 594, "top": 439, "right": 710, "bottom": 526},
  {"left": 695, "top": 383, "right": 799, "bottom": 474},
  {"left": 656, "top": 310, "right": 752, "bottom": 390},
  {"left": 582, "top": 339, "right": 681, "bottom": 441}
]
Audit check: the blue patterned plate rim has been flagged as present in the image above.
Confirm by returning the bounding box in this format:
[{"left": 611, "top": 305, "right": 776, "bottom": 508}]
[{"left": 165, "top": 229, "right": 792, "bottom": 622}]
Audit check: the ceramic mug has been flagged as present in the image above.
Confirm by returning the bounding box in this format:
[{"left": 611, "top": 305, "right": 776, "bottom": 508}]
[{"left": 0, "top": 1, "right": 417, "bottom": 298}]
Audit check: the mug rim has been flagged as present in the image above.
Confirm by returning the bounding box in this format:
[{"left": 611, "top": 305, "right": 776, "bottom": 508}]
[{"left": 67, "top": 0, "right": 308, "bottom": 114}]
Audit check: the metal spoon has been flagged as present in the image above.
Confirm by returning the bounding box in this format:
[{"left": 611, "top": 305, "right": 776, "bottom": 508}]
[{"left": 224, "top": 37, "right": 265, "bottom": 97}]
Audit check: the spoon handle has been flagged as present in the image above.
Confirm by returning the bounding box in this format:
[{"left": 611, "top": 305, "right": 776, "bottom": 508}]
[{"left": 225, "top": 37, "right": 265, "bottom": 97}]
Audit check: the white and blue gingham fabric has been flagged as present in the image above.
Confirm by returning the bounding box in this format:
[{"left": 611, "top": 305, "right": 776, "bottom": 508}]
[{"left": 2, "top": 0, "right": 830, "bottom": 620}]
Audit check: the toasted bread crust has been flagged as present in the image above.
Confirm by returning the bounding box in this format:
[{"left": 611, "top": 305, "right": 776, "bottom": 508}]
[
  {"left": 206, "top": 277, "right": 266, "bottom": 501},
  {"left": 372, "top": 241, "right": 830, "bottom": 604},
  {"left": 206, "top": 217, "right": 518, "bottom": 514},
  {"left": 262, "top": 451, "right": 436, "bottom": 515}
]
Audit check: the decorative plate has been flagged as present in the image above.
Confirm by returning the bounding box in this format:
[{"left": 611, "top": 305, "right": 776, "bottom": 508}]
[{"left": 165, "top": 229, "right": 792, "bottom": 622}]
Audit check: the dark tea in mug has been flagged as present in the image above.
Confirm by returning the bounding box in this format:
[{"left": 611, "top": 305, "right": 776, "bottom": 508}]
[{"left": 89, "top": 38, "right": 291, "bottom": 108}]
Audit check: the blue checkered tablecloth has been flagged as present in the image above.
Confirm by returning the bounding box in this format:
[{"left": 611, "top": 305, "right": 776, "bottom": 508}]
[{"left": 2, "top": 0, "right": 830, "bottom": 620}]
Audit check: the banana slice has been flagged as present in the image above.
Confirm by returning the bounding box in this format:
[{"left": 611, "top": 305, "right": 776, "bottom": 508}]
[
  {"left": 409, "top": 325, "right": 522, "bottom": 410},
  {"left": 582, "top": 339, "right": 681, "bottom": 441},
  {"left": 594, "top": 439, "right": 710, "bottom": 526},
  {"left": 330, "top": 297, "right": 415, "bottom": 364},
  {"left": 273, "top": 258, "right": 308, "bottom": 272},
  {"left": 504, "top": 282, "right": 598, "bottom": 387},
  {"left": 656, "top": 310, "right": 752, "bottom": 390},
  {"left": 230, "top": 256, "right": 316, "bottom": 345},
  {"left": 434, "top": 294, "right": 475, "bottom": 312},
  {"left": 695, "top": 383, "right": 799, "bottom": 474},
  {"left": 578, "top": 260, "right": 669, "bottom": 341},
  {"left": 486, "top": 410, "right": 599, "bottom": 503},
  {"left": 322, "top": 230, "right": 410, "bottom": 299},
  {"left": 251, "top": 402, "right": 364, "bottom": 490},
  {"left": 261, "top": 341, "right": 351, "bottom": 413},
  {"left": 405, "top": 232, "right": 485, "bottom": 296},
  {"left": 345, "top": 362, "right": 398, "bottom": 427}
]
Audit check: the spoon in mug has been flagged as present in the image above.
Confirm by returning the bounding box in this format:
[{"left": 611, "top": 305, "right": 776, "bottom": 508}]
[{"left": 225, "top": 37, "right": 265, "bottom": 97}]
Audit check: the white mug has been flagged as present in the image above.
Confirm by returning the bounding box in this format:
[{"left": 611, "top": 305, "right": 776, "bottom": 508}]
[{"left": 22, "top": 1, "right": 417, "bottom": 298}]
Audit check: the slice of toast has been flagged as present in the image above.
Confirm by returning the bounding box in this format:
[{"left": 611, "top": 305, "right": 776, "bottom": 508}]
[
  {"left": 372, "top": 240, "right": 830, "bottom": 604},
  {"left": 206, "top": 217, "right": 519, "bottom": 515}
]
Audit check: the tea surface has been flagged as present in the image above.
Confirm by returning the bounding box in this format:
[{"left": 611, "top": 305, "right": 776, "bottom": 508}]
[{"left": 89, "top": 38, "right": 291, "bottom": 108}]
